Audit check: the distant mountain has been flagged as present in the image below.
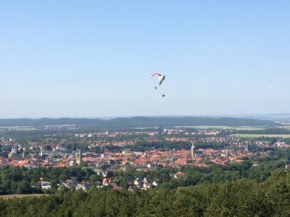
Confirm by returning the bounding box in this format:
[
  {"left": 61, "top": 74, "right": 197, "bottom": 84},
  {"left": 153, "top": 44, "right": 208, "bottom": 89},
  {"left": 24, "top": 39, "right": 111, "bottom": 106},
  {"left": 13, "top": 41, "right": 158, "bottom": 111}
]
[{"left": 0, "top": 117, "right": 278, "bottom": 129}]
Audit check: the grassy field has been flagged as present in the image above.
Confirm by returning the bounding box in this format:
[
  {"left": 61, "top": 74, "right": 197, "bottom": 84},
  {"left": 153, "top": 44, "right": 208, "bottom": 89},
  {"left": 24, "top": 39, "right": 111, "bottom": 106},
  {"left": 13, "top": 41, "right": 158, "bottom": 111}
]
[
  {"left": 230, "top": 134, "right": 290, "bottom": 138},
  {"left": 177, "top": 126, "right": 264, "bottom": 130},
  {"left": 0, "top": 194, "right": 47, "bottom": 200},
  {"left": 279, "top": 125, "right": 290, "bottom": 130}
]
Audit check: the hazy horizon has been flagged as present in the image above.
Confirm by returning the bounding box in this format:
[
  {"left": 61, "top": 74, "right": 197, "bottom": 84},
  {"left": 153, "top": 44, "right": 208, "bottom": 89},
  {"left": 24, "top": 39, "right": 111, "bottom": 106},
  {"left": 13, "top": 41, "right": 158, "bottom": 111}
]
[
  {"left": 1, "top": 1, "right": 290, "bottom": 118},
  {"left": 1, "top": 113, "right": 290, "bottom": 120}
]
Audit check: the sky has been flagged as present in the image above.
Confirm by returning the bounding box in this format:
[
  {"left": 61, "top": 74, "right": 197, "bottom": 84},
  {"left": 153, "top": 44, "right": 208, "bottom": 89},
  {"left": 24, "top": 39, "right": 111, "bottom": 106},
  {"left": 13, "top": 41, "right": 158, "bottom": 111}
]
[{"left": 0, "top": 0, "right": 290, "bottom": 118}]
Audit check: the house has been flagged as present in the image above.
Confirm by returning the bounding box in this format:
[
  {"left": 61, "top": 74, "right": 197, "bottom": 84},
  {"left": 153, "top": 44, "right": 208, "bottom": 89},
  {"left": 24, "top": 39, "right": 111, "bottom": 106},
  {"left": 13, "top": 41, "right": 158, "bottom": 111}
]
[
  {"left": 95, "top": 181, "right": 103, "bottom": 189},
  {"left": 41, "top": 181, "right": 51, "bottom": 190},
  {"left": 172, "top": 172, "right": 185, "bottom": 179},
  {"left": 75, "top": 183, "right": 89, "bottom": 191},
  {"left": 69, "top": 160, "right": 76, "bottom": 166},
  {"left": 128, "top": 185, "right": 138, "bottom": 191},
  {"left": 102, "top": 178, "right": 111, "bottom": 186},
  {"left": 143, "top": 177, "right": 152, "bottom": 184},
  {"left": 152, "top": 181, "right": 158, "bottom": 187},
  {"left": 62, "top": 179, "right": 77, "bottom": 189},
  {"left": 24, "top": 164, "right": 39, "bottom": 169},
  {"left": 142, "top": 182, "right": 152, "bottom": 189},
  {"left": 134, "top": 178, "right": 142, "bottom": 188}
]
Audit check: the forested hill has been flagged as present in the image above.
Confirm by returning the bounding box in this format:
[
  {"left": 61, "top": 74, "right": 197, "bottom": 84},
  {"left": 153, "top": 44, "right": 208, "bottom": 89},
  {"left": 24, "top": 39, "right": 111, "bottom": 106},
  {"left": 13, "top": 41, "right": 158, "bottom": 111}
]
[
  {"left": 0, "top": 117, "right": 277, "bottom": 128},
  {"left": 0, "top": 169, "right": 289, "bottom": 216}
]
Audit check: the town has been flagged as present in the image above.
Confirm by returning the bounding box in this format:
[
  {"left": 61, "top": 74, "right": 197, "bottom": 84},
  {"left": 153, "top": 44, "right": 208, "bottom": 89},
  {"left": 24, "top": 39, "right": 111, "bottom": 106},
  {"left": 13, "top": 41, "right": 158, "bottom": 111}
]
[{"left": 1, "top": 126, "right": 289, "bottom": 192}]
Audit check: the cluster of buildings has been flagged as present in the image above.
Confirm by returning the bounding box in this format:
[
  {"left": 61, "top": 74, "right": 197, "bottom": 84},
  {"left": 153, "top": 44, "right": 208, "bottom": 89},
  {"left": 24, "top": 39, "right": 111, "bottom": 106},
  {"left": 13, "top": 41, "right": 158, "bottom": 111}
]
[
  {"left": 38, "top": 176, "right": 160, "bottom": 192},
  {"left": 1, "top": 128, "right": 289, "bottom": 191},
  {"left": 0, "top": 128, "right": 289, "bottom": 172}
]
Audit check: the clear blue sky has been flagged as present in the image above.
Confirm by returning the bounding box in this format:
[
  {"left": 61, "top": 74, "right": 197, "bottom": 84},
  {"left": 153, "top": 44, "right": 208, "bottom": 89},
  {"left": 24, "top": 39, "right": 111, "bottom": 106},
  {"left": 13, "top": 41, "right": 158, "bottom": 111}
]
[{"left": 1, "top": 0, "right": 290, "bottom": 118}]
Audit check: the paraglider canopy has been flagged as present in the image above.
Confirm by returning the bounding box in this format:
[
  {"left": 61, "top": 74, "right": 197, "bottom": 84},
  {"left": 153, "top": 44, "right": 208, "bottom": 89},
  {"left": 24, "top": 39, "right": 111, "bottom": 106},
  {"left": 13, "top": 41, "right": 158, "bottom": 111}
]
[
  {"left": 151, "top": 72, "right": 165, "bottom": 85},
  {"left": 151, "top": 73, "right": 162, "bottom": 78}
]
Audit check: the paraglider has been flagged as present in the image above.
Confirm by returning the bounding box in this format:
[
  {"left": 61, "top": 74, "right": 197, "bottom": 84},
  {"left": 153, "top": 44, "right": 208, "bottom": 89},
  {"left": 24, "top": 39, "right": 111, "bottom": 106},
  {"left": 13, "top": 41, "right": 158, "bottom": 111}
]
[
  {"left": 151, "top": 73, "right": 165, "bottom": 86},
  {"left": 151, "top": 72, "right": 166, "bottom": 97},
  {"left": 269, "top": 74, "right": 273, "bottom": 82}
]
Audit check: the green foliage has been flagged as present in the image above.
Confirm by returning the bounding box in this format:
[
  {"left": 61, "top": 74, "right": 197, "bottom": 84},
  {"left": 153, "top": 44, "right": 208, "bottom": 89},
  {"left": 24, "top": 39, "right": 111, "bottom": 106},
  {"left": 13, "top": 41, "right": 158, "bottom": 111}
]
[
  {"left": 0, "top": 166, "right": 99, "bottom": 195},
  {"left": 0, "top": 170, "right": 289, "bottom": 216}
]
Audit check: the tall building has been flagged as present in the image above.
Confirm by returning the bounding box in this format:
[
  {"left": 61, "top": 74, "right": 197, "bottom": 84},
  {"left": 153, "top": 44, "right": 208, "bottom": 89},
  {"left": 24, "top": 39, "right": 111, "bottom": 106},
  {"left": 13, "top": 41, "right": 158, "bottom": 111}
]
[
  {"left": 190, "top": 144, "right": 195, "bottom": 162},
  {"left": 76, "top": 148, "right": 82, "bottom": 165},
  {"left": 245, "top": 144, "right": 249, "bottom": 152},
  {"left": 39, "top": 149, "right": 43, "bottom": 157},
  {"left": 8, "top": 146, "right": 17, "bottom": 159}
]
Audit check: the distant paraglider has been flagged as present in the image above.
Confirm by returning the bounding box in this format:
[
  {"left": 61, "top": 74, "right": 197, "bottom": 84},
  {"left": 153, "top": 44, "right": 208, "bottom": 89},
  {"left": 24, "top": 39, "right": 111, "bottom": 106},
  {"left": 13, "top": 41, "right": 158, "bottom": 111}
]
[
  {"left": 151, "top": 73, "right": 165, "bottom": 86},
  {"left": 151, "top": 72, "right": 166, "bottom": 97},
  {"left": 269, "top": 74, "right": 273, "bottom": 82}
]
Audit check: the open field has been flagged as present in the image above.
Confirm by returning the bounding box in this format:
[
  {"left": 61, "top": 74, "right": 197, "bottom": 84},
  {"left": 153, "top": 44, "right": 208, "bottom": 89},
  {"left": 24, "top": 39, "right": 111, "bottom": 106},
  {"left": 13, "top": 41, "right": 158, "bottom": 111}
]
[
  {"left": 0, "top": 194, "right": 47, "bottom": 200},
  {"left": 278, "top": 125, "right": 290, "bottom": 130},
  {"left": 177, "top": 126, "right": 264, "bottom": 130},
  {"left": 230, "top": 134, "right": 290, "bottom": 138}
]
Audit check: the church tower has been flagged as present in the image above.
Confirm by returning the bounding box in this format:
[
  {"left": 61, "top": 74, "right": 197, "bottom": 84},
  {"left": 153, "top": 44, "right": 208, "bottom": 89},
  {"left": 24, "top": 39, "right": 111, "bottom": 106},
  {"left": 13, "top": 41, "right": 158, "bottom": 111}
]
[
  {"left": 245, "top": 144, "right": 249, "bottom": 152},
  {"left": 76, "top": 148, "right": 82, "bottom": 165},
  {"left": 191, "top": 144, "right": 195, "bottom": 162}
]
